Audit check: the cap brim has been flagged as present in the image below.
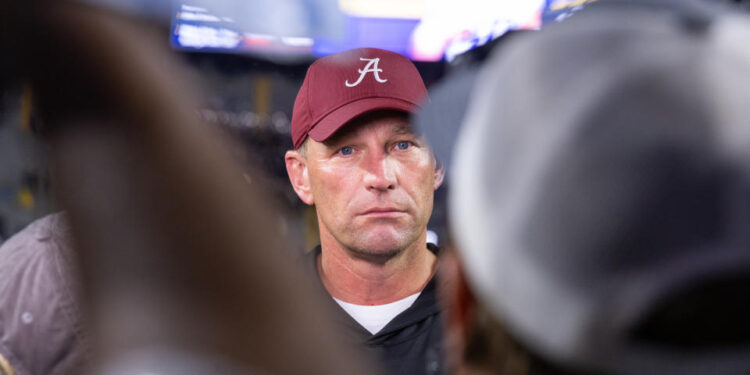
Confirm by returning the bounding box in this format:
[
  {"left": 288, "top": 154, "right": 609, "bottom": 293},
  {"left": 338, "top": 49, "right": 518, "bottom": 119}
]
[{"left": 308, "top": 97, "right": 418, "bottom": 143}]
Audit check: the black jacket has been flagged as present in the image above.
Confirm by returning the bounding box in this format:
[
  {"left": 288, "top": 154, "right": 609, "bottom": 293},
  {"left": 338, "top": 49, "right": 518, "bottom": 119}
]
[{"left": 305, "top": 245, "right": 443, "bottom": 375}]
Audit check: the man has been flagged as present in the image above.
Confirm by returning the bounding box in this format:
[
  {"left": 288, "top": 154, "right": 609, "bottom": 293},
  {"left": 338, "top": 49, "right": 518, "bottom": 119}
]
[
  {"left": 0, "top": 213, "right": 88, "bottom": 375},
  {"left": 285, "top": 48, "right": 445, "bottom": 375},
  {"left": 434, "top": 1, "right": 750, "bottom": 374}
]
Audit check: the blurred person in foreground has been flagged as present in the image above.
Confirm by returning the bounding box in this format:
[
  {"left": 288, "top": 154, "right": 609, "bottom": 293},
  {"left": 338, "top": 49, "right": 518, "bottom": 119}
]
[
  {"left": 0, "top": 1, "right": 377, "bottom": 374},
  {"left": 284, "top": 48, "right": 445, "bottom": 375},
  {"left": 436, "top": 1, "right": 750, "bottom": 374}
]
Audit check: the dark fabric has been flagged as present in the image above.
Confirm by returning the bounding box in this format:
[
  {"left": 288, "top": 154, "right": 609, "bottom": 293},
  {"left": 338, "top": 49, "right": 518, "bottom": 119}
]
[
  {"left": 0, "top": 213, "right": 89, "bottom": 375},
  {"left": 304, "top": 244, "right": 443, "bottom": 375}
]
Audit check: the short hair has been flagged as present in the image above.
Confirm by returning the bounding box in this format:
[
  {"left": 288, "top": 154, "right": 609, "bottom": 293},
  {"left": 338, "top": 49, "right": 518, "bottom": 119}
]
[{"left": 297, "top": 138, "right": 309, "bottom": 158}]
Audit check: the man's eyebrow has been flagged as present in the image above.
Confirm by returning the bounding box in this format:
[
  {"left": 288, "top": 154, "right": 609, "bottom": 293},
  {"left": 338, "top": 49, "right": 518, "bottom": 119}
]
[
  {"left": 393, "top": 124, "right": 417, "bottom": 136},
  {"left": 322, "top": 133, "right": 348, "bottom": 148}
]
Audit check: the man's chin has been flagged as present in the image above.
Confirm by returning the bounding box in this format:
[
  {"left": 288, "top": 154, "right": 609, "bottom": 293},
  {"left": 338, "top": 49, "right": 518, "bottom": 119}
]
[
  {"left": 346, "top": 244, "right": 407, "bottom": 263},
  {"left": 345, "top": 232, "right": 417, "bottom": 263}
]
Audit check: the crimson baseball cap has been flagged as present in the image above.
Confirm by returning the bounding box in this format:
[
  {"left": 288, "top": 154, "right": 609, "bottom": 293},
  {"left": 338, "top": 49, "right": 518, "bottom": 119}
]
[{"left": 291, "top": 48, "right": 428, "bottom": 149}]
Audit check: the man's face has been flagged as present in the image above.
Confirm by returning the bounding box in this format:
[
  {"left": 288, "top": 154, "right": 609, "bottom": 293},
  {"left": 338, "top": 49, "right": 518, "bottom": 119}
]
[{"left": 287, "top": 111, "right": 443, "bottom": 259}]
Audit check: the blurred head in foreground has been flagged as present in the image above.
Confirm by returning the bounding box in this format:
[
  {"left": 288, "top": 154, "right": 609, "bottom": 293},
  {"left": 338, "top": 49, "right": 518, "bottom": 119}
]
[{"left": 441, "top": 1, "right": 750, "bottom": 374}]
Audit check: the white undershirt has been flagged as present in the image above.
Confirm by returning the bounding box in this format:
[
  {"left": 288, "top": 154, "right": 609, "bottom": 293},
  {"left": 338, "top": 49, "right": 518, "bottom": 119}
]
[{"left": 333, "top": 292, "right": 422, "bottom": 335}]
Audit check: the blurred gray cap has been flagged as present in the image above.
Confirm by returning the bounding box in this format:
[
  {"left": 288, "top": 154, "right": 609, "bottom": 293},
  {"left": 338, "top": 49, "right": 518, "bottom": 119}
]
[{"left": 450, "top": 1, "right": 750, "bottom": 373}]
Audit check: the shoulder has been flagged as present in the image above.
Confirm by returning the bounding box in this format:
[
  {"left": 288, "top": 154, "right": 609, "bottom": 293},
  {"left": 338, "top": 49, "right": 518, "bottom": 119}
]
[
  {"left": 0, "top": 212, "right": 74, "bottom": 280},
  {"left": 0, "top": 213, "right": 88, "bottom": 374}
]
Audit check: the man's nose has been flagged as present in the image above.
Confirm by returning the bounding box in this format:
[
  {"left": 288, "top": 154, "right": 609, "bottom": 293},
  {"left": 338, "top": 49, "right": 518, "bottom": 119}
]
[{"left": 362, "top": 151, "right": 397, "bottom": 191}]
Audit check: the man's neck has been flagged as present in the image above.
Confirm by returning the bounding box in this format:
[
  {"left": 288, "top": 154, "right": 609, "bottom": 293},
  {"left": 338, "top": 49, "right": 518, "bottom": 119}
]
[{"left": 317, "top": 233, "right": 436, "bottom": 306}]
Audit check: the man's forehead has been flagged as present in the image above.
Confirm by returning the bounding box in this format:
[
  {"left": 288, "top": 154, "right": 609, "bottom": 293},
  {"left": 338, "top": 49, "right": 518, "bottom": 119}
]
[{"left": 322, "top": 111, "right": 416, "bottom": 145}]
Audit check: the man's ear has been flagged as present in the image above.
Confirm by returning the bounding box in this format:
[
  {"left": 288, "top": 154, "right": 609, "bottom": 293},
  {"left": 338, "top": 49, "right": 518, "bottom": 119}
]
[
  {"left": 438, "top": 249, "right": 477, "bottom": 370},
  {"left": 285, "top": 150, "right": 314, "bottom": 205},
  {"left": 434, "top": 164, "right": 445, "bottom": 190}
]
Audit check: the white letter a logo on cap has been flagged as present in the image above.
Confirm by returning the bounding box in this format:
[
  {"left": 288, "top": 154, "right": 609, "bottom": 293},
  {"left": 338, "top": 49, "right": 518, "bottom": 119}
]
[{"left": 345, "top": 58, "right": 388, "bottom": 87}]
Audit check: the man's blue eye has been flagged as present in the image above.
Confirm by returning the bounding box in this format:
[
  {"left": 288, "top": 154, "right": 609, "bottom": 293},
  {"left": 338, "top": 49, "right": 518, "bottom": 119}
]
[
  {"left": 396, "top": 141, "right": 411, "bottom": 150},
  {"left": 339, "top": 146, "right": 354, "bottom": 155}
]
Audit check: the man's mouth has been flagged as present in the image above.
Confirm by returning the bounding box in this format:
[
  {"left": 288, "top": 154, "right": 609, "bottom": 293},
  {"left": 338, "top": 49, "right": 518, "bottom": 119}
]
[{"left": 360, "top": 208, "right": 406, "bottom": 218}]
